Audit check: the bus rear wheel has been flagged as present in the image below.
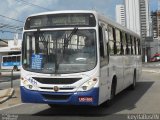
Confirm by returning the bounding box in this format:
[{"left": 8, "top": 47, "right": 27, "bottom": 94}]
[
  {"left": 110, "top": 79, "right": 116, "bottom": 100},
  {"left": 129, "top": 71, "right": 136, "bottom": 90}
]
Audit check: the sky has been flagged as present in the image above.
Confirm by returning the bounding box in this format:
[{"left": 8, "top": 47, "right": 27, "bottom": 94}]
[{"left": 0, "top": 0, "right": 158, "bottom": 39}]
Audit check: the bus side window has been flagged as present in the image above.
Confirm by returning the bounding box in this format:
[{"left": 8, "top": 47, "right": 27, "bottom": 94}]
[
  {"left": 17, "top": 56, "right": 20, "bottom": 62},
  {"left": 108, "top": 26, "right": 114, "bottom": 55},
  {"left": 136, "top": 38, "right": 139, "bottom": 55},
  {"left": 125, "top": 34, "right": 130, "bottom": 55},
  {"left": 12, "top": 56, "right": 16, "bottom": 62},
  {"left": 138, "top": 39, "right": 141, "bottom": 55},
  {"left": 115, "top": 29, "right": 121, "bottom": 55},
  {"left": 130, "top": 36, "right": 133, "bottom": 55},
  {"left": 128, "top": 34, "right": 131, "bottom": 55},
  {"left": 120, "top": 31, "right": 124, "bottom": 55},
  {"left": 99, "top": 25, "right": 109, "bottom": 67},
  {"left": 8, "top": 57, "right": 11, "bottom": 63},
  {"left": 131, "top": 36, "right": 135, "bottom": 55},
  {"left": 134, "top": 38, "right": 137, "bottom": 55},
  {"left": 122, "top": 32, "right": 126, "bottom": 55},
  {"left": 104, "top": 28, "right": 109, "bottom": 64},
  {"left": 99, "top": 26, "right": 104, "bottom": 58},
  {"left": 3, "top": 57, "right": 7, "bottom": 63},
  {"left": 112, "top": 28, "right": 117, "bottom": 54}
]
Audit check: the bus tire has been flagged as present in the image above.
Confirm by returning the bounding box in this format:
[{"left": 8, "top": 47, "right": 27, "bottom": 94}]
[
  {"left": 129, "top": 70, "right": 136, "bottom": 90},
  {"left": 106, "top": 77, "right": 117, "bottom": 106},
  {"left": 110, "top": 77, "right": 117, "bottom": 100}
]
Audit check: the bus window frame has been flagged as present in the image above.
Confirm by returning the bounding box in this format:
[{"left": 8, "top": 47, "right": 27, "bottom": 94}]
[{"left": 99, "top": 23, "right": 109, "bottom": 67}]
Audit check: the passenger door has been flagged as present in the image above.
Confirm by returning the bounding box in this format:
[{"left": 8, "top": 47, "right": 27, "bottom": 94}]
[{"left": 99, "top": 24, "right": 110, "bottom": 104}]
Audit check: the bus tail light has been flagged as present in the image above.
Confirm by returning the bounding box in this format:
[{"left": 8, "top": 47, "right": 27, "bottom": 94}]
[{"left": 77, "top": 78, "right": 98, "bottom": 91}]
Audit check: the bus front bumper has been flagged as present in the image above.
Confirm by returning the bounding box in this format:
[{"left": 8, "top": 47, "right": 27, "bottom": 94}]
[{"left": 20, "top": 87, "right": 99, "bottom": 106}]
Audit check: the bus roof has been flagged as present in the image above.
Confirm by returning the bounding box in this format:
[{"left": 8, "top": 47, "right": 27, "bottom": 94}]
[
  {"left": 27, "top": 10, "right": 141, "bottom": 39},
  {"left": 28, "top": 10, "right": 97, "bottom": 17}
]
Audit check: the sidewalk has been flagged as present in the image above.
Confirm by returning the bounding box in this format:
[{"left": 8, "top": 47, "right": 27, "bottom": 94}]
[
  {"left": 142, "top": 67, "right": 160, "bottom": 73},
  {"left": 0, "top": 70, "right": 19, "bottom": 104},
  {"left": 0, "top": 87, "right": 21, "bottom": 110},
  {"left": 0, "top": 88, "right": 14, "bottom": 104}
]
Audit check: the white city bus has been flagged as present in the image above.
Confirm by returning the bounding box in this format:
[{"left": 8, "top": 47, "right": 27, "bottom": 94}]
[{"left": 20, "top": 10, "right": 142, "bottom": 106}]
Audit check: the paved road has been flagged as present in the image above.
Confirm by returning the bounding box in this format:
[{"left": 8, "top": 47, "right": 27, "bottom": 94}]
[
  {"left": 0, "top": 72, "right": 20, "bottom": 90},
  {"left": 143, "top": 61, "right": 160, "bottom": 68},
  {"left": 0, "top": 71, "right": 160, "bottom": 120}
]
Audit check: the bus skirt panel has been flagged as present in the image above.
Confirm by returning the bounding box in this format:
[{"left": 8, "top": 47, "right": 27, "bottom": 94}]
[{"left": 20, "top": 86, "right": 99, "bottom": 106}]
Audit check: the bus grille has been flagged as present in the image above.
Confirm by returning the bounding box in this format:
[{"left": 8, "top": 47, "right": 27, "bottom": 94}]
[
  {"left": 32, "top": 77, "right": 81, "bottom": 84},
  {"left": 40, "top": 87, "right": 74, "bottom": 90},
  {"left": 42, "top": 94, "right": 71, "bottom": 101}
]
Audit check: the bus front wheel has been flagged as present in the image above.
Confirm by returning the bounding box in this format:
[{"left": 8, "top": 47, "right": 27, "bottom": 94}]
[
  {"left": 105, "top": 77, "right": 117, "bottom": 106},
  {"left": 48, "top": 104, "right": 62, "bottom": 108}
]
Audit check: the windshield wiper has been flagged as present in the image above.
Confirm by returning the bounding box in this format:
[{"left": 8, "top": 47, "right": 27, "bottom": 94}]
[
  {"left": 64, "top": 27, "right": 78, "bottom": 48},
  {"left": 55, "top": 37, "right": 59, "bottom": 74},
  {"left": 55, "top": 28, "right": 78, "bottom": 74}
]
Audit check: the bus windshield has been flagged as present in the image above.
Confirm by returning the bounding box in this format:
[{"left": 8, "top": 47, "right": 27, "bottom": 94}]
[{"left": 22, "top": 29, "right": 97, "bottom": 74}]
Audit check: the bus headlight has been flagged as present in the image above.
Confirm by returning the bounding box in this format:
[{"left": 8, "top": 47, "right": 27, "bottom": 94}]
[
  {"left": 21, "top": 78, "right": 37, "bottom": 90},
  {"left": 77, "top": 78, "right": 98, "bottom": 91}
]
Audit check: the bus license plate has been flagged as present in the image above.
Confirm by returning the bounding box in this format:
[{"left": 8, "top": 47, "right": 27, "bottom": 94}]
[{"left": 79, "top": 97, "right": 93, "bottom": 102}]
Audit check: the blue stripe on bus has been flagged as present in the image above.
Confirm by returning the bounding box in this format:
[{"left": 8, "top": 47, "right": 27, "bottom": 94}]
[
  {"left": 2, "top": 62, "right": 21, "bottom": 66},
  {"left": 20, "top": 86, "right": 99, "bottom": 106}
]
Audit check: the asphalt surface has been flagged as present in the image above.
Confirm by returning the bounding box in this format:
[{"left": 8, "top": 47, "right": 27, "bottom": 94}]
[
  {"left": 0, "top": 72, "right": 20, "bottom": 90},
  {"left": 143, "top": 61, "right": 160, "bottom": 68},
  {"left": 0, "top": 70, "right": 160, "bottom": 120}
]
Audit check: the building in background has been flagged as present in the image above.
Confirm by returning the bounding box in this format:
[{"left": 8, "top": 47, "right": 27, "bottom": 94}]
[
  {"left": 139, "top": 0, "right": 151, "bottom": 62},
  {"left": 0, "top": 33, "right": 21, "bottom": 70},
  {"left": 139, "top": 0, "right": 150, "bottom": 38},
  {"left": 124, "top": 0, "right": 151, "bottom": 62},
  {"left": 157, "top": 11, "right": 160, "bottom": 37},
  {"left": 151, "top": 11, "right": 158, "bottom": 38},
  {"left": 116, "top": 4, "right": 126, "bottom": 26},
  {"left": 125, "top": 0, "right": 140, "bottom": 35},
  {"left": 125, "top": 0, "right": 150, "bottom": 37},
  {"left": 150, "top": 10, "right": 160, "bottom": 58},
  {"left": 151, "top": 10, "right": 160, "bottom": 38}
]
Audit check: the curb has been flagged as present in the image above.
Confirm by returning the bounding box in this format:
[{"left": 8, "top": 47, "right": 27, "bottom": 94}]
[{"left": 0, "top": 88, "right": 15, "bottom": 104}]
